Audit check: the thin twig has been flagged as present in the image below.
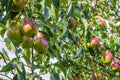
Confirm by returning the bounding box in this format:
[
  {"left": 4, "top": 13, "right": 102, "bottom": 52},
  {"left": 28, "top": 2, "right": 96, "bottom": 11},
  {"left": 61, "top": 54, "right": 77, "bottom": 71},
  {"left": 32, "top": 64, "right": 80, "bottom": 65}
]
[
  {"left": 31, "top": 45, "right": 34, "bottom": 79},
  {"left": 0, "top": 52, "right": 15, "bottom": 75},
  {"left": 0, "top": 52, "right": 7, "bottom": 64},
  {"left": 0, "top": 73, "right": 12, "bottom": 80}
]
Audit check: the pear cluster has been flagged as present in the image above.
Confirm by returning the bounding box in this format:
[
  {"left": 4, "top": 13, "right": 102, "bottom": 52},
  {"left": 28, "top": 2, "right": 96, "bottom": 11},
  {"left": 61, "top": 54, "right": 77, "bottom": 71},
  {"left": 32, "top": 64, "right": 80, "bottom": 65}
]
[
  {"left": 102, "top": 50, "right": 120, "bottom": 72},
  {"left": 90, "top": 37, "right": 120, "bottom": 73},
  {"left": 7, "top": 18, "right": 48, "bottom": 54}
]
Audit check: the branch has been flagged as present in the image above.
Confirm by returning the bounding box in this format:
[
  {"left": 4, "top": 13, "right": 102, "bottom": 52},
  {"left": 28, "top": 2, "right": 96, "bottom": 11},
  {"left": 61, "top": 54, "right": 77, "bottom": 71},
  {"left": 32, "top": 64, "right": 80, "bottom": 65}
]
[
  {"left": 0, "top": 73, "right": 12, "bottom": 80},
  {"left": 31, "top": 45, "right": 34, "bottom": 79},
  {"left": 0, "top": 52, "right": 7, "bottom": 64},
  {"left": 0, "top": 52, "right": 15, "bottom": 75}
]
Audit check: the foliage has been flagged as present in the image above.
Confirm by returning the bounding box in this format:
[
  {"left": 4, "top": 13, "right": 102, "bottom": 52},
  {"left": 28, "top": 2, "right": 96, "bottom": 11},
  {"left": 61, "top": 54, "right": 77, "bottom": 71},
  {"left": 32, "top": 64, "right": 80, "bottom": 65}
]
[{"left": 0, "top": 0, "right": 120, "bottom": 80}]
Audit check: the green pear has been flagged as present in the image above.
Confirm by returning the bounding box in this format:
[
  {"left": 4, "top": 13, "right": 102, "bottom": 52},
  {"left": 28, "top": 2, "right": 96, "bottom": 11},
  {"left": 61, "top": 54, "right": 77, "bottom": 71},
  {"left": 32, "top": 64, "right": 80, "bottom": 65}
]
[
  {"left": 7, "top": 21, "right": 22, "bottom": 42},
  {"left": 12, "top": 0, "right": 26, "bottom": 12},
  {"left": 21, "top": 36, "right": 34, "bottom": 49}
]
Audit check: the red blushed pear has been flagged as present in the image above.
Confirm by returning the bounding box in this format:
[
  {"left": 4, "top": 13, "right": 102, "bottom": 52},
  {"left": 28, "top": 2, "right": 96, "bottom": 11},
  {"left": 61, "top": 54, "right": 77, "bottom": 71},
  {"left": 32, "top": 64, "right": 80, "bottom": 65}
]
[
  {"left": 102, "top": 50, "right": 113, "bottom": 64},
  {"left": 22, "top": 18, "right": 38, "bottom": 37},
  {"left": 92, "top": 72, "right": 103, "bottom": 79},
  {"left": 90, "top": 38, "right": 99, "bottom": 47},
  {"left": 69, "top": 17, "right": 75, "bottom": 27},
  {"left": 97, "top": 72, "right": 103, "bottom": 79},
  {"left": 34, "top": 32, "right": 48, "bottom": 54},
  {"left": 98, "top": 17, "right": 104, "bottom": 26},
  {"left": 111, "top": 60, "right": 120, "bottom": 72}
]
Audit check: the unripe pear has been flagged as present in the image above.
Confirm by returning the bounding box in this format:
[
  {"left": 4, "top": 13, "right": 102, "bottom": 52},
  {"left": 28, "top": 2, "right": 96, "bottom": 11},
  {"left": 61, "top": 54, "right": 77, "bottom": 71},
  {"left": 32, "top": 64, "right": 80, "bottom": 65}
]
[
  {"left": 7, "top": 21, "right": 22, "bottom": 42},
  {"left": 12, "top": 0, "right": 26, "bottom": 12},
  {"left": 34, "top": 32, "right": 48, "bottom": 54},
  {"left": 21, "top": 36, "right": 34, "bottom": 49},
  {"left": 13, "top": 0, "right": 26, "bottom": 8},
  {"left": 102, "top": 50, "right": 113, "bottom": 64},
  {"left": 111, "top": 60, "right": 120, "bottom": 71},
  {"left": 98, "top": 18, "right": 104, "bottom": 26},
  {"left": 22, "top": 18, "right": 38, "bottom": 37},
  {"left": 69, "top": 17, "right": 75, "bottom": 27},
  {"left": 90, "top": 38, "right": 99, "bottom": 47}
]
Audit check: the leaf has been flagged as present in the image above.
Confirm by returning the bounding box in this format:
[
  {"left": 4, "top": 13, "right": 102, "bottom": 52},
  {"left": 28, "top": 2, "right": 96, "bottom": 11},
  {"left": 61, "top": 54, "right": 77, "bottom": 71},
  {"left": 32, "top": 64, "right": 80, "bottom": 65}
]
[
  {"left": 0, "top": 78, "right": 3, "bottom": 80},
  {"left": 112, "top": 77, "right": 119, "bottom": 80},
  {"left": 0, "top": 58, "right": 17, "bottom": 72},
  {"left": 2, "top": 48, "right": 10, "bottom": 61},
  {"left": 54, "top": 62, "right": 66, "bottom": 76},
  {"left": 13, "top": 74, "right": 19, "bottom": 80},
  {"left": 23, "top": 49, "right": 31, "bottom": 64},
  {"left": 0, "top": 23, "right": 6, "bottom": 37},
  {"left": 4, "top": 38, "right": 16, "bottom": 52},
  {"left": 16, "top": 62, "right": 26, "bottom": 80},
  {"left": 81, "top": 18, "right": 88, "bottom": 28},
  {"left": 49, "top": 47, "right": 61, "bottom": 60},
  {"left": 74, "top": 46, "right": 83, "bottom": 59},
  {"left": 61, "top": 19, "right": 68, "bottom": 37},
  {"left": 44, "top": 6, "right": 50, "bottom": 20},
  {"left": 50, "top": 70, "right": 60, "bottom": 80},
  {"left": 51, "top": 4, "right": 56, "bottom": 20},
  {"left": 67, "top": 3, "right": 74, "bottom": 17},
  {"left": 52, "top": 0, "right": 60, "bottom": 8}
]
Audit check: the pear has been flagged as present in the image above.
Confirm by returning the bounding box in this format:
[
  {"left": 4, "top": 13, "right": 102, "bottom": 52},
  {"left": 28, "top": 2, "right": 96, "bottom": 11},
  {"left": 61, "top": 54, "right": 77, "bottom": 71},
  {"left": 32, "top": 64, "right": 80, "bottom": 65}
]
[
  {"left": 102, "top": 50, "right": 113, "bottom": 64},
  {"left": 12, "top": 0, "right": 26, "bottom": 12},
  {"left": 22, "top": 18, "right": 38, "bottom": 37},
  {"left": 90, "top": 38, "right": 99, "bottom": 47},
  {"left": 7, "top": 21, "right": 22, "bottom": 42},
  {"left": 21, "top": 36, "right": 34, "bottom": 49},
  {"left": 34, "top": 32, "right": 48, "bottom": 54}
]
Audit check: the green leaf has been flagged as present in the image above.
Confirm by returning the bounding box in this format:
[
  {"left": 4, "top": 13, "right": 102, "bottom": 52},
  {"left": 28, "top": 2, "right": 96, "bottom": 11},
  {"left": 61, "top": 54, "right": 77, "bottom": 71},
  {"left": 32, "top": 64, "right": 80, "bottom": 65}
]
[
  {"left": 50, "top": 70, "right": 60, "bottom": 80},
  {"left": 0, "top": 58, "right": 17, "bottom": 72},
  {"left": 0, "top": 78, "right": 3, "bottom": 80},
  {"left": 23, "top": 49, "right": 31, "bottom": 64},
  {"left": 61, "top": 19, "right": 68, "bottom": 36},
  {"left": 81, "top": 18, "right": 88, "bottom": 28},
  {"left": 44, "top": 6, "right": 50, "bottom": 20},
  {"left": 2, "top": 48, "right": 10, "bottom": 61},
  {"left": 67, "top": 3, "right": 74, "bottom": 17},
  {"left": 112, "top": 77, "right": 120, "bottom": 80},
  {"left": 49, "top": 47, "right": 61, "bottom": 60},
  {"left": 74, "top": 46, "right": 83, "bottom": 59},
  {"left": 51, "top": 4, "right": 56, "bottom": 21},
  {"left": 4, "top": 38, "right": 16, "bottom": 52},
  {"left": 52, "top": 0, "right": 60, "bottom": 8},
  {"left": 0, "top": 23, "right": 6, "bottom": 37},
  {"left": 16, "top": 62, "right": 26, "bottom": 80},
  {"left": 54, "top": 62, "right": 66, "bottom": 76}
]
